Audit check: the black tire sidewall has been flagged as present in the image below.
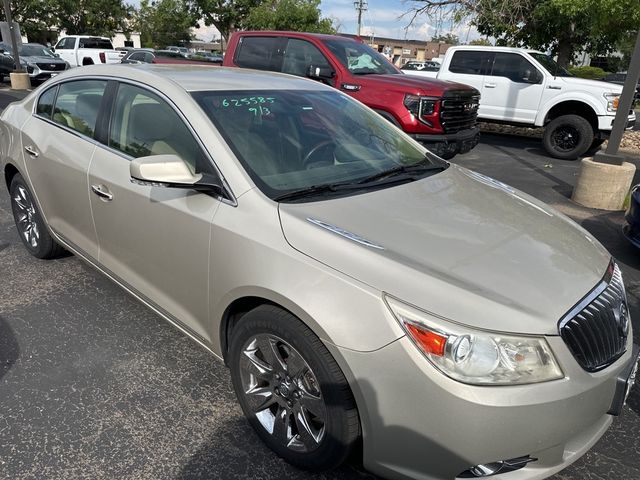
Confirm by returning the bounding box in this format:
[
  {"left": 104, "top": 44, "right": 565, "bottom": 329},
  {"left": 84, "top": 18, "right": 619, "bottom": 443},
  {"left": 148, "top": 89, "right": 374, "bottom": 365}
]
[
  {"left": 9, "top": 174, "right": 57, "bottom": 259},
  {"left": 228, "top": 306, "right": 358, "bottom": 471},
  {"left": 543, "top": 114, "right": 594, "bottom": 160}
]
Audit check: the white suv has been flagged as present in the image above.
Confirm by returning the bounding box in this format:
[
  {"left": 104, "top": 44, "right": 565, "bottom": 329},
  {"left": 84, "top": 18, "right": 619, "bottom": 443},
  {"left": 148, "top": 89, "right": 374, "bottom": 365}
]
[{"left": 436, "top": 46, "right": 636, "bottom": 159}]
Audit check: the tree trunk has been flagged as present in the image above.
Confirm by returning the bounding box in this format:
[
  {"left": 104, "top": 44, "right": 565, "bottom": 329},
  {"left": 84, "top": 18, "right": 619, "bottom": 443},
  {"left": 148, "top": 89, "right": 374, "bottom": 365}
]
[{"left": 556, "top": 40, "right": 574, "bottom": 68}]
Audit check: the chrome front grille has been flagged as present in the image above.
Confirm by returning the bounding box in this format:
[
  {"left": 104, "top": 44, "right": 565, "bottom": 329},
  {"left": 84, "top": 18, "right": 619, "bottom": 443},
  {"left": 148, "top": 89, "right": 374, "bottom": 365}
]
[
  {"left": 439, "top": 90, "right": 479, "bottom": 134},
  {"left": 36, "top": 62, "right": 66, "bottom": 71},
  {"left": 559, "top": 262, "right": 629, "bottom": 372}
]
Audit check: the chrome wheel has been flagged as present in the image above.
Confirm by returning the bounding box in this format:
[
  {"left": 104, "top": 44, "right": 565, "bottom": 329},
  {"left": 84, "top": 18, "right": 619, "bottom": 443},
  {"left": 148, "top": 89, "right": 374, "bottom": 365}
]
[
  {"left": 239, "top": 334, "right": 326, "bottom": 453},
  {"left": 12, "top": 185, "right": 40, "bottom": 248}
]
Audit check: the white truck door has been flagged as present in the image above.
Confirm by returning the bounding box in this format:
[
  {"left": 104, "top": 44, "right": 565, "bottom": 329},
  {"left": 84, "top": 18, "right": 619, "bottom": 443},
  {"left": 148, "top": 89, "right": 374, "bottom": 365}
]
[
  {"left": 481, "top": 52, "right": 544, "bottom": 124},
  {"left": 54, "top": 37, "right": 77, "bottom": 66}
]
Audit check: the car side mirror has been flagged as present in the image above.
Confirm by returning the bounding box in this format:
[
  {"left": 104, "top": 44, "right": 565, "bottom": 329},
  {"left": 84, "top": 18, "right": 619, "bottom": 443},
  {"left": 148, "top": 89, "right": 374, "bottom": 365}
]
[
  {"left": 130, "top": 154, "right": 224, "bottom": 194},
  {"left": 307, "top": 64, "right": 335, "bottom": 80},
  {"left": 50, "top": 47, "right": 55, "bottom": 52}
]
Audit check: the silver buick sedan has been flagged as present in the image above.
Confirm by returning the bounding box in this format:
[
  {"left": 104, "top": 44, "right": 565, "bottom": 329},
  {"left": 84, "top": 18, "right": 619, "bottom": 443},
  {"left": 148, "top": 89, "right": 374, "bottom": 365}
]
[{"left": 1, "top": 65, "right": 637, "bottom": 480}]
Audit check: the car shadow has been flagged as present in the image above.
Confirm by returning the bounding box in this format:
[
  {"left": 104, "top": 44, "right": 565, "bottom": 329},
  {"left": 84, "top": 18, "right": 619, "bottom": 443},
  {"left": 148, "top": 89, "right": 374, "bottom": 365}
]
[
  {"left": 0, "top": 315, "right": 19, "bottom": 381},
  {"left": 177, "top": 379, "right": 471, "bottom": 480}
]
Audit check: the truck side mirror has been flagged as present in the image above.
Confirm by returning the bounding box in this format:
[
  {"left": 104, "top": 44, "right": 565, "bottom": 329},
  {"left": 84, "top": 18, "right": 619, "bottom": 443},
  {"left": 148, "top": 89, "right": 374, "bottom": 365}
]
[{"left": 307, "top": 64, "right": 335, "bottom": 80}]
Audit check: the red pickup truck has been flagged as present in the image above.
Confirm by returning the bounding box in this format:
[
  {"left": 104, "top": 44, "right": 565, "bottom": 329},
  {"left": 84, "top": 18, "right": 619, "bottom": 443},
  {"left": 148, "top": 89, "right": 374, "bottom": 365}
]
[{"left": 223, "top": 31, "right": 480, "bottom": 159}]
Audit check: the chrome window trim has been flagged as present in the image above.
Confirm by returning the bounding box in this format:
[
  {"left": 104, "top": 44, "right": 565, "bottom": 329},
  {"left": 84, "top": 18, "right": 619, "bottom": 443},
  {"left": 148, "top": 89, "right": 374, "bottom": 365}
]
[{"left": 31, "top": 75, "right": 237, "bottom": 207}]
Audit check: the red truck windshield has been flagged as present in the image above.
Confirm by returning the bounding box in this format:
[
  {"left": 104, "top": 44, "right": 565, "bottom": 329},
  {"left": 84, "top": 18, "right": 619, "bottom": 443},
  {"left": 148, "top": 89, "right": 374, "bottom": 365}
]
[{"left": 323, "top": 39, "right": 399, "bottom": 75}]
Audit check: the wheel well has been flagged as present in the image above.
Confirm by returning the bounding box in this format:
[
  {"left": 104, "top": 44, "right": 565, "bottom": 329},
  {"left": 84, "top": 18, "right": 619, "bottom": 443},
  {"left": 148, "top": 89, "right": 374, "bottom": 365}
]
[
  {"left": 545, "top": 101, "right": 598, "bottom": 131},
  {"left": 4, "top": 163, "right": 19, "bottom": 191},
  {"left": 373, "top": 109, "right": 401, "bottom": 128},
  {"left": 219, "top": 296, "right": 278, "bottom": 362},
  {"left": 82, "top": 58, "right": 94, "bottom": 66}
]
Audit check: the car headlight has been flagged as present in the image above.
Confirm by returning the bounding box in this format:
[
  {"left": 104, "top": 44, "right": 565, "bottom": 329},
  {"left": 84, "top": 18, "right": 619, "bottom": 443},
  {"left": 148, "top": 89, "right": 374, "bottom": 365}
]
[
  {"left": 385, "top": 296, "right": 564, "bottom": 385},
  {"left": 604, "top": 93, "right": 620, "bottom": 112}
]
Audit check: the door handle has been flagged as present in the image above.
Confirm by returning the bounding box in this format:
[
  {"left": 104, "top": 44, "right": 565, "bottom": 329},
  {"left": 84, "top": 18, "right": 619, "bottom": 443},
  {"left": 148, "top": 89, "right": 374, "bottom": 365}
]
[
  {"left": 484, "top": 83, "right": 497, "bottom": 88},
  {"left": 91, "top": 184, "right": 113, "bottom": 201},
  {"left": 24, "top": 145, "right": 39, "bottom": 157}
]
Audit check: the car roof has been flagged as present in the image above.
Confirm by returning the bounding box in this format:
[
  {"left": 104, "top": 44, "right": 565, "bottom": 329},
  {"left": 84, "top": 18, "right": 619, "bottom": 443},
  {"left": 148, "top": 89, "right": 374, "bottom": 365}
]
[
  {"left": 236, "top": 31, "right": 357, "bottom": 42},
  {"left": 49, "top": 64, "right": 331, "bottom": 93},
  {"left": 447, "top": 45, "right": 545, "bottom": 55}
]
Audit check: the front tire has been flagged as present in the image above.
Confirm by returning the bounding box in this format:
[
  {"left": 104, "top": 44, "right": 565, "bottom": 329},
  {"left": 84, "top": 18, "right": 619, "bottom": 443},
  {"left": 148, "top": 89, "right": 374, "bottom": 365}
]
[
  {"left": 9, "top": 173, "right": 64, "bottom": 259},
  {"left": 229, "top": 305, "right": 360, "bottom": 471},
  {"left": 543, "top": 114, "right": 594, "bottom": 160}
]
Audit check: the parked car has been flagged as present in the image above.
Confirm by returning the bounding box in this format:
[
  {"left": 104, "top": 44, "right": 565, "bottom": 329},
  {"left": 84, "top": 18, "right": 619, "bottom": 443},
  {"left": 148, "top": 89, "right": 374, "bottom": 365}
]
[
  {"left": 121, "top": 48, "right": 215, "bottom": 66},
  {"left": 401, "top": 60, "right": 440, "bottom": 77},
  {"left": 2, "top": 64, "right": 638, "bottom": 480},
  {"left": 601, "top": 72, "right": 640, "bottom": 100},
  {"left": 52, "top": 35, "right": 125, "bottom": 67},
  {"left": 223, "top": 31, "right": 480, "bottom": 159},
  {"left": 166, "top": 45, "right": 189, "bottom": 57},
  {"left": 191, "top": 51, "right": 224, "bottom": 64},
  {"left": 0, "top": 42, "right": 68, "bottom": 83},
  {"left": 432, "top": 46, "right": 637, "bottom": 159},
  {"left": 623, "top": 185, "right": 640, "bottom": 247}
]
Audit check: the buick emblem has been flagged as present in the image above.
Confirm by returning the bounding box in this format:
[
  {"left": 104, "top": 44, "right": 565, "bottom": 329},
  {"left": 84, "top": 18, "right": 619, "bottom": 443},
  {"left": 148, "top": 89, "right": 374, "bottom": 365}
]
[{"left": 616, "top": 302, "right": 629, "bottom": 337}]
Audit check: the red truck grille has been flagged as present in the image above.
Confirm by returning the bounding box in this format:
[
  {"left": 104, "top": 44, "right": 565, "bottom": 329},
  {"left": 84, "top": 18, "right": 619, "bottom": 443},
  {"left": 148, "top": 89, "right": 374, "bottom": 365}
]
[{"left": 440, "top": 90, "right": 480, "bottom": 134}]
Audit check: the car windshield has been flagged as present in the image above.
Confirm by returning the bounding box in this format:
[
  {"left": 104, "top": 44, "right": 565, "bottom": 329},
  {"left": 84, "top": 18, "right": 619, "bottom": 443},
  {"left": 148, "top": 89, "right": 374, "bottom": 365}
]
[
  {"left": 19, "top": 44, "right": 56, "bottom": 57},
  {"left": 529, "top": 53, "right": 573, "bottom": 77},
  {"left": 323, "top": 39, "right": 399, "bottom": 75},
  {"left": 192, "top": 89, "right": 446, "bottom": 201}
]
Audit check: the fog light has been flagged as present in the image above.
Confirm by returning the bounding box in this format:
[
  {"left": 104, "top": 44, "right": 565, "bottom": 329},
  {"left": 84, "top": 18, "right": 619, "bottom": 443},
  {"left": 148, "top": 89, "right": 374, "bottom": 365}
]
[{"left": 458, "top": 456, "right": 537, "bottom": 477}]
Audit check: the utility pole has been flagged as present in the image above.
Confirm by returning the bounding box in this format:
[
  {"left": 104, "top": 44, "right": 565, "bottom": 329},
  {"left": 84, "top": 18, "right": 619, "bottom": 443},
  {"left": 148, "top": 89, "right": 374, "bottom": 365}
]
[
  {"left": 354, "top": 0, "right": 367, "bottom": 37},
  {"left": 594, "top": 29, "right": 640, "bottom": 165},
  {"left": 2, "top": 0, "right": 22, "bottom": 73}
]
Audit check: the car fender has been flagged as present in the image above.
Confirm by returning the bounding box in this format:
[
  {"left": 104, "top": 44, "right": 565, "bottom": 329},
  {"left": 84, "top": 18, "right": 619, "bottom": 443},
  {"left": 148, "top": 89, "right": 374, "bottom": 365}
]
[{"left": 535, "top": 92, "right": 606, "bottom": 127}]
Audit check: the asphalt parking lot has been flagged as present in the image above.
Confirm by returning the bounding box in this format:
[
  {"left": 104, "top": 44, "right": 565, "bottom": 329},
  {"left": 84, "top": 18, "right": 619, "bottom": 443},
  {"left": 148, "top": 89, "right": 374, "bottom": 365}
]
[{"left": 1, "top": 87, "right": 639, "bottom": 480}]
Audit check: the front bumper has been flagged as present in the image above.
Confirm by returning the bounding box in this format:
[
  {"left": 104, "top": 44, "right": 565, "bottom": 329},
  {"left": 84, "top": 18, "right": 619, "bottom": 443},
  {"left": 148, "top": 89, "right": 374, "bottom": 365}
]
[
  {"left": 410, "top": 127, "right": 480, "bottom": 156},
  {"left": 623, "top": 186, "right": 640, "bottom": 248},
  {"left": 597, "top": 111, "right": 636, "bottom": 132},
  {"left": 329, "top": 329, "right": 636, "bottom": 480}
]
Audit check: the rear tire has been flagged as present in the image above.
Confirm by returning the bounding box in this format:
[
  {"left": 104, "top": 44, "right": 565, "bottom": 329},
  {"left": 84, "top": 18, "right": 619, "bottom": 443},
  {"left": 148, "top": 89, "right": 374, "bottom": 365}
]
[
  {"left": 9, "top": 173, "right": 65, "bottom": 259},
  {"left": 543, "top": 114, "right": 594, "bottom": 160},
  {"left": 229, "top": 305, "right": 360, "bottom": 471}
]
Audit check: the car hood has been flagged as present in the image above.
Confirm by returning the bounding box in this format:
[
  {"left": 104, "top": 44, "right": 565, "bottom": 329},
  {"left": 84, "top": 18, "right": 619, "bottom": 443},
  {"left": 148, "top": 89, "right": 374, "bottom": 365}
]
[
  {"left": 359, "top": 73, "right": 476, "bottom": 95},
  {"left": 22, "top": 55, "right": 66, "bottom": 64},
  {"left": 279, "top": 165, "right": 610, "bottom": 335},
  {"left": 561, "top": 76, "right": 623, "bottom": 93}
]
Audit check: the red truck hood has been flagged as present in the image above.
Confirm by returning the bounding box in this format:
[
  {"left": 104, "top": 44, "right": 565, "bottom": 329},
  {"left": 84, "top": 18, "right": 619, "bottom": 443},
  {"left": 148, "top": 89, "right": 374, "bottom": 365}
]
[{"left": 356, "top": 73, "right": 475, "bottom": 95}]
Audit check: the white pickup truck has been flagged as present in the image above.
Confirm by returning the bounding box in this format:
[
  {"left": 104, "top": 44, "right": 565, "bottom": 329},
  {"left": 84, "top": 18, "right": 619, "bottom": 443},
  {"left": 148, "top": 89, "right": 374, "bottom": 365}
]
[
  {"left": 52, "top": 36, "right": 125, "bottom": 67},
  {"left": 406, "top": 46, "right": 636, "bottom": 159}
]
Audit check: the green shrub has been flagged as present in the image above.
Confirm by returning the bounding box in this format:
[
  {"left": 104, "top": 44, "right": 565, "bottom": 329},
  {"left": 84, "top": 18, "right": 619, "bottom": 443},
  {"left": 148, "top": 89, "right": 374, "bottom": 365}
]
[{"left": 568, "top": 66, "right": 608, "bottom": 80}]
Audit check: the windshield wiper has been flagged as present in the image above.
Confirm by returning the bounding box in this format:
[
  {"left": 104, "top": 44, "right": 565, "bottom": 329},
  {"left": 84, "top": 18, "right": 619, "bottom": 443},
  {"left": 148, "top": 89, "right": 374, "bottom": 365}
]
[
  {"left": 273, "top": 182, "right": 361, "bottom": 202},
  {"left": 356, "top": 161, "right": 447, "bottom": 185}
]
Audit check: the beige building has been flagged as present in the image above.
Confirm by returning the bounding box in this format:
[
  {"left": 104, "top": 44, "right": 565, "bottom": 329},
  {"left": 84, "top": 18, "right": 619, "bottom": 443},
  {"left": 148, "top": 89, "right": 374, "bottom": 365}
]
[{"left": 339, "top": 34, "right": 454, "bottom": 66}]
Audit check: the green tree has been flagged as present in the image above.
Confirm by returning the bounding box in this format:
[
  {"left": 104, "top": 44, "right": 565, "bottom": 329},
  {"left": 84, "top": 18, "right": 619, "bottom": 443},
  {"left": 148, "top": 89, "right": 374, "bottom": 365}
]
[
  {"left": 188, "top": 0, "right": 264, "bottom": 49},
  {"left": 56, "top": 0, "right": 133, "bottom": 36},
  {"left": 407, "top": 0, "right": 640, "bottom": 67},
  {"left": 0, "top": 0, "right": 60, "bottom": 44},
  {"left": 137, "top": 0, "right": 197, "bottom": 48},
  {"left": 430, "top": 33, "right": 459, "bottom": 45},
  {"left": 468, "top": 37, "right": 491, "bottom": 46},
  {"left": 245, "top": 0, "right": 335, "bottom": 33}
]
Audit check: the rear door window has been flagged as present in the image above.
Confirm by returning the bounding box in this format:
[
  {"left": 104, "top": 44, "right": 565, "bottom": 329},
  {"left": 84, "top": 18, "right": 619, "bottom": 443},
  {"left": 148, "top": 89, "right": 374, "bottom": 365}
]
[
  {"left": 52, "top": 80, "right": 108, "bottom": 137},
  {"left": 491, "top": 53, "right": 542, "bottom": 83},
  {"left": 55, "top": 37, "right": 76, "bottom": 50},
  {"left": 449, "top": 51, "right": 492, "bottom": 75},
  {"left": 36, "top": 86, "right": 58, "bottom": 120},
  {"left": 78, "top": 38, "right": 113, "bottom": 49},
  {"left": 234, "top": 36, "right": 285, "bottom": 71}
]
